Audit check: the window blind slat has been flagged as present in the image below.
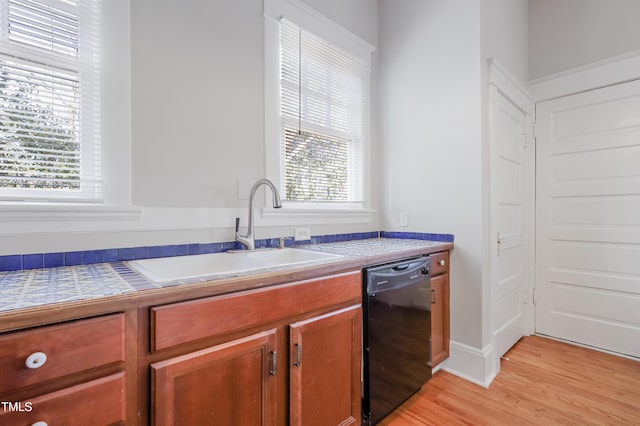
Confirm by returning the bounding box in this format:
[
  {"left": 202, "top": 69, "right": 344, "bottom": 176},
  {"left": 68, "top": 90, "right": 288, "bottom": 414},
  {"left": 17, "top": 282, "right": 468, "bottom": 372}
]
[
  {"left": 280, "top": 19, "right": 368, "bottom": 202},
  {"left": 8, "top": 0, "right": 79, "bottom": 59}
]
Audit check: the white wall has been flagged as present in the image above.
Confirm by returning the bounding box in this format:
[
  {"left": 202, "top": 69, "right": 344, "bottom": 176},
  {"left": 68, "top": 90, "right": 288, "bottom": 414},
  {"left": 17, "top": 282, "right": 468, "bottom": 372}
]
[
  {"left": 129, "top": 0, "right": 379, "bottom": 238},
  {"left": 0, "top": 0, "right": 379, "bottom": 256},
  {"left": 529, "top": 0, "right": 640, "bottom": 80},
  {"left": 131, "top": 0, "right": 378, "bottom": 209},
  {"left": 378, "top": 0, "right": 484, "bottom": 367},
  {"left": 482, "top": 0, "right": 528, "bottom": 84},
  {"left": 378, "top": 0, "right": 528, "bottom": 385},
  {"left": 298, "top": 0, "right": 377, "bottom": 46},
  {"left": 131, "top": 0, "right": 265, "bottom": 208}
]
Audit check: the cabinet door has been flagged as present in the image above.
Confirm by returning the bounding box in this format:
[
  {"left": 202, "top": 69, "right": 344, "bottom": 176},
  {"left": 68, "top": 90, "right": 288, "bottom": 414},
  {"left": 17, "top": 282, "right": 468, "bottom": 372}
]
[
  {"left": 289, "top": 305, "right": 362, "bottom": 426},
  {"left": 431, "top": 273, "right": 450, "bottom": 366},
  {"left": 151, "top": 329, "right": 278, "bottom": 426}
]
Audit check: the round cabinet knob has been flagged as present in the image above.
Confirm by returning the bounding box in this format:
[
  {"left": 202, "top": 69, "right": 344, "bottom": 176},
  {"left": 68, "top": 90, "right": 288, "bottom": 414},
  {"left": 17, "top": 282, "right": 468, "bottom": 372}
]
[
  {"left": 25, "top": 352, "right": 47, "bottom": 369},
  {"left": 32, "top": 422, "right": 48, "bottom": 426},
  {"left": 438, "top": 259, "right": 446, "bottom": 266}
]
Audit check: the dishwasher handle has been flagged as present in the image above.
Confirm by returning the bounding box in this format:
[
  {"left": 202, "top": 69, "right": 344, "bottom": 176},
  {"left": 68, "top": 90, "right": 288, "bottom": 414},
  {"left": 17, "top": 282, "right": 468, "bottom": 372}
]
[
  {"left": 366, "top": 257, "right": 431, "bottom": 293},
  {"left": 368, "top": 258, "right": 428, "bottom": 276},
  {"left": 392, "top": 263, "right": 410, "bottom": 271}
]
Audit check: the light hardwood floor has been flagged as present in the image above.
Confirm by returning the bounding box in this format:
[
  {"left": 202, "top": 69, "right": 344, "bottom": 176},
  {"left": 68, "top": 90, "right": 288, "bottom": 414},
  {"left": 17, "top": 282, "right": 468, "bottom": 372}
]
[{"left": 378, "top": 335, "right": 640, "bottom": 425}]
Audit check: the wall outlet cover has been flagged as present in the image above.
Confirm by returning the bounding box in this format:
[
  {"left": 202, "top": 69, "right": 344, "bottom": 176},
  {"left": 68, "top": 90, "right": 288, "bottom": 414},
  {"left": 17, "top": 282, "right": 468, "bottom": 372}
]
[
  {"left": 400, "top": 211, "right": 408, "bottom": 227},
  {"left": 294, "top": 227, "right": 311, "bottom": 241}
]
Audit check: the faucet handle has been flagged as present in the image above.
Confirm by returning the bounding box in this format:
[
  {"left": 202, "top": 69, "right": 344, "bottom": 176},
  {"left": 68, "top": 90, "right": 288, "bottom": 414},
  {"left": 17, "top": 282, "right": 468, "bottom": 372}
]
[{"left": 235, "top": 217, "right": 240, "bottom": 233}]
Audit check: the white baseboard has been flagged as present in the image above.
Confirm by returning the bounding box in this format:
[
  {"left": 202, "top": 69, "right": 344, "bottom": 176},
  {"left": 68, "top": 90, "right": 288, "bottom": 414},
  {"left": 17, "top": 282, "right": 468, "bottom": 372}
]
[{"left": 442, "top": 340, "right": 497, "bottom": 388}]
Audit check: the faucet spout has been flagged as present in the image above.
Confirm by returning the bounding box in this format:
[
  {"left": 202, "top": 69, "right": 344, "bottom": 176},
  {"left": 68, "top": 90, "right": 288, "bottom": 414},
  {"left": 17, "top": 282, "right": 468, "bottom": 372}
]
[{"left": 235, "top": 178, "right": 282, "bottom": 250}]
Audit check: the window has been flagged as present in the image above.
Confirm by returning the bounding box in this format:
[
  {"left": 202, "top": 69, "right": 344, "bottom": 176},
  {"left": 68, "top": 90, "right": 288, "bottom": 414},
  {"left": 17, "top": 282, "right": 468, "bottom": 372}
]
[
  {"left": 264, "top": 0, "right": 374, "bottom": 212},
  {"left": 0, "top": 0, "right": 101, "bottom": 202},
  {"left": 280, "top": 18, "right": 369, "bottom": 204}
]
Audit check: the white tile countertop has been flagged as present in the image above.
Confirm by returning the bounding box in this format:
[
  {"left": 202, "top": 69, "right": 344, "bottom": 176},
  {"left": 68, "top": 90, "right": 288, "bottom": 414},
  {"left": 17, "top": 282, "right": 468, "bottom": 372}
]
[
  {"left": 299, "top": 238, "right": 446, "bottom": 258},
  {"left": 0, "top": 263, "right": 156, "bottom": 312},
  {"left": 0, "top": 238, "right": 450, "bottom": 313}
]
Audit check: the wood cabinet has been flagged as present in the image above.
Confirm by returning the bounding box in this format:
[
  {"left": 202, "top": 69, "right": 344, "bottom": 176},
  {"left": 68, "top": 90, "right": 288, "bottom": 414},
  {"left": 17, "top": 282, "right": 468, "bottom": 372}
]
[
  {"left": 431, "top": 251, "right": 450, "bottom": 366},
  {"left": 152, "top": 329, "right": 278, "bottom": 425},
  {"left": 0, "top": 373, "right": 127, "bottom": 425},
  {"left": 289, "top": 305, "right": 361, "bottom": 426},
  {"left": 0, "top": 314, "right": 127, "bottom": 425},
  {"left": 148, "top": 271, "right": 362, "bottom": 426},
  {"left": 0, "top": 244, "right": 453, "bottom": 424}
]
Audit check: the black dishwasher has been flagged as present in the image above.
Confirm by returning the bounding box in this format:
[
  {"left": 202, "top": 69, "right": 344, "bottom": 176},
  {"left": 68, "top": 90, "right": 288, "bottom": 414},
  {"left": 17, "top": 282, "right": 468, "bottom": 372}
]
[{"left": 362, "top": 256, "right": 432, "bottom": 425}]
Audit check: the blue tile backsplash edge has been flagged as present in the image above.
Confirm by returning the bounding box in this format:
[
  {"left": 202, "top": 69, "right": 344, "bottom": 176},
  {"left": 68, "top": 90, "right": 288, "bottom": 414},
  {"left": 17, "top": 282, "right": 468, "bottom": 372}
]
[{"left": 0, "top": 231, "right": 453, "bottom": 272}]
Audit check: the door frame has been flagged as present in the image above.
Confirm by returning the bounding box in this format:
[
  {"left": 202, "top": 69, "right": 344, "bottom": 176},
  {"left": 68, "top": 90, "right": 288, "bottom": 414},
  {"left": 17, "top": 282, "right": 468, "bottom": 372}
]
[
  {"left": 529, "top": 50, "right": 640, "bottom": 103},
  {"left": 487, "top": 60, "right": 536, "bottom": 377}
]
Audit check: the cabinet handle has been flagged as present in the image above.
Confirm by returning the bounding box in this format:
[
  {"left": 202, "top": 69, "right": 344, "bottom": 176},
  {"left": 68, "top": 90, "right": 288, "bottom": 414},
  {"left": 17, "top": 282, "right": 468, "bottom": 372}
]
[
  {"left": 25, "top": 352, "right": 47, "bottom": 369},
  {"left": 431, "top": 289, "right": 437, "bottom": 304},
  {"left": 438, "top": 259, "right": 446, "bottom": 267},
  {"left": 270, "top": 351, "right": 277, "bottom": 376},
  {"left": 294, "top": 343, "right": 302, "bottom": 367}
]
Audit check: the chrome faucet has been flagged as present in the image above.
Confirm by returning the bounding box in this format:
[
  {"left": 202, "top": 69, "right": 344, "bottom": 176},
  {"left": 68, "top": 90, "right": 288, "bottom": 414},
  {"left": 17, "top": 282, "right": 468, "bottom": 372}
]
[{"left": 235, "top": 178, "right": 282, "bottom": 250}]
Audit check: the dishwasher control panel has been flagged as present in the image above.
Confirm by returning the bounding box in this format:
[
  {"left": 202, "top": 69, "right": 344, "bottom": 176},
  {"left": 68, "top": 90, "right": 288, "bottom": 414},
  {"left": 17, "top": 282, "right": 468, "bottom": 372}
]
[{"left": 365, "top": 256, "right": 431, "bottom": 293}]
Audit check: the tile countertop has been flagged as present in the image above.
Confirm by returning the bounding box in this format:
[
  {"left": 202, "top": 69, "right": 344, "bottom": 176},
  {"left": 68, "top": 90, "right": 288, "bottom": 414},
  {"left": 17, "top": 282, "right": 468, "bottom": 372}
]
[
  {"left": 0, "top": 238, "right": 452, "bottom": 314},
  {"left": 299, "top": 238, "right": 446, "bottom": 257}
]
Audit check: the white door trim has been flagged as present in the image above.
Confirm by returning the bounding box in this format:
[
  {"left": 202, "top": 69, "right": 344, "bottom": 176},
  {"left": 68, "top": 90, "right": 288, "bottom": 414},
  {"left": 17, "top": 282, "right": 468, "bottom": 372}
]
[
  {"left": 488, "top": 58, "right": 531, "bottom": 112},
  {"left": 529, "top": 49, "right": 640, "bottom": 102}
]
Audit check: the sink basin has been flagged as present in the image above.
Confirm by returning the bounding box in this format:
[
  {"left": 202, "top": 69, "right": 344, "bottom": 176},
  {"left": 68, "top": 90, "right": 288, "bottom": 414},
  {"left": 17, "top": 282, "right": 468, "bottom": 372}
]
[{"left": 127, "top": 248, "right": 344, "bottom": 283}]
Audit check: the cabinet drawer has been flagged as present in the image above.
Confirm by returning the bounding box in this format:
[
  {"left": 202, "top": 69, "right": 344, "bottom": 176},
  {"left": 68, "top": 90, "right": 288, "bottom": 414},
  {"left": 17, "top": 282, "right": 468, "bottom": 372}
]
[
  {"left": 0, "top": 314, "right": 125, "bottom": 394},
  {"left": 0, "top": 372, "right": 126, "bottom": 425},
  {"left": 151, "top": 271, "right": 361, "bottom": 351},
  {"left": 430, "top": 251, "right": 449, "bottom": 276}
]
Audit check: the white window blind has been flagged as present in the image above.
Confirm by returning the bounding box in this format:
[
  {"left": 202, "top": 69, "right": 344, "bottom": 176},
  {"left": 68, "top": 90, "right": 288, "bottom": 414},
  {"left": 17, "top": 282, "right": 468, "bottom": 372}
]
[
  {"left": 279, "top": 19, "right": 369, "bottom": 203},
  {"left": 0, "top": 0, "right": 101, "bottom": 202}
]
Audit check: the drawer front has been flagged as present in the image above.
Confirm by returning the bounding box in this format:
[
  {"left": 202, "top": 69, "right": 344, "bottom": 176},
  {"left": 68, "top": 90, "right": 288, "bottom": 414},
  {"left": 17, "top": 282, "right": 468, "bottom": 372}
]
[
  {"left": 0, "top": 372, "right": 126, "bottom": 425},
  {"left": 152, "top": 271, "right": 362, "bottom": 352},
  {"left": 430, "top": 251, "right": 450, "bottom": 276},
  {"left": 0, "top": 314, "right": 125, "bottom": 393}
]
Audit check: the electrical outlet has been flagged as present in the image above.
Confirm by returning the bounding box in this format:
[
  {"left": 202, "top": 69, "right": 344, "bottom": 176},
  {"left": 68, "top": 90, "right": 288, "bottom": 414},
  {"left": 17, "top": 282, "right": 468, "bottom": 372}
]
[
  {"left": 400, "top": 211, "right": 408, "bottom": 227},
  {"left": 294, "top": 227, "right": 311, "bottom": 241}
]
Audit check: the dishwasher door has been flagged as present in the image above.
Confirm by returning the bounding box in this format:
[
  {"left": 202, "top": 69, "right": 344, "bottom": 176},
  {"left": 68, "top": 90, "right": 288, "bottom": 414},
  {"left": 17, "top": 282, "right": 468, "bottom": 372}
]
[{"left": 363, "top": 256, "right": 431, "bottom": 425}]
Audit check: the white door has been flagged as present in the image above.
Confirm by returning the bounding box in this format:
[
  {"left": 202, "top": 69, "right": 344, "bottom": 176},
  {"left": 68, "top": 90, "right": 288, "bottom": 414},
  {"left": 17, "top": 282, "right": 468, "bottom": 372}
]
[
  {"left": 489, "top": 65, "right": 533, "bottom": 362},
  {"left": 536, "top": 79, "right": 640, "bottom": 358}
]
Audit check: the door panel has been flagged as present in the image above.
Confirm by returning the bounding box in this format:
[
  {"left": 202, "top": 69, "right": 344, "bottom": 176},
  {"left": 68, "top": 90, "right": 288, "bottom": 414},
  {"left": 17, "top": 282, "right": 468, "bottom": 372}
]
[
  {"left": 431, "top": 273, "right": 449, "bottom": 366},
  {"left": 536, "top": 79, "right": 640, "bottom": 358},
  {"left": 489, "top": 81, "right": 531, "bottom": 359},
  {"left": 151, "top": 329, "right": 278, "bottom": 426}
]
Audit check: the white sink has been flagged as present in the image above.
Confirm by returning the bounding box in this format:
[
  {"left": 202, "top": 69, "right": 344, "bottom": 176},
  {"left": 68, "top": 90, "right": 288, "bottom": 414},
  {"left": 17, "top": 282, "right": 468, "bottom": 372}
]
[{"left": 127, "top": 248, "right": 343, "bottom": 283}]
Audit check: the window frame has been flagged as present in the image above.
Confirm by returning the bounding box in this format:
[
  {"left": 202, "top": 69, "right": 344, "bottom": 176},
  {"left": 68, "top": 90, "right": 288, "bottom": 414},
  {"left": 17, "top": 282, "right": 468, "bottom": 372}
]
[
  {"left": 0, "top": 0, "right": 137, "bottom": 222},
  {"left": 263, "top": 0, "right": 375, "bottom": 222},
  {"left": 0, "top": 0, "right": 102, "bottom": 203}
]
